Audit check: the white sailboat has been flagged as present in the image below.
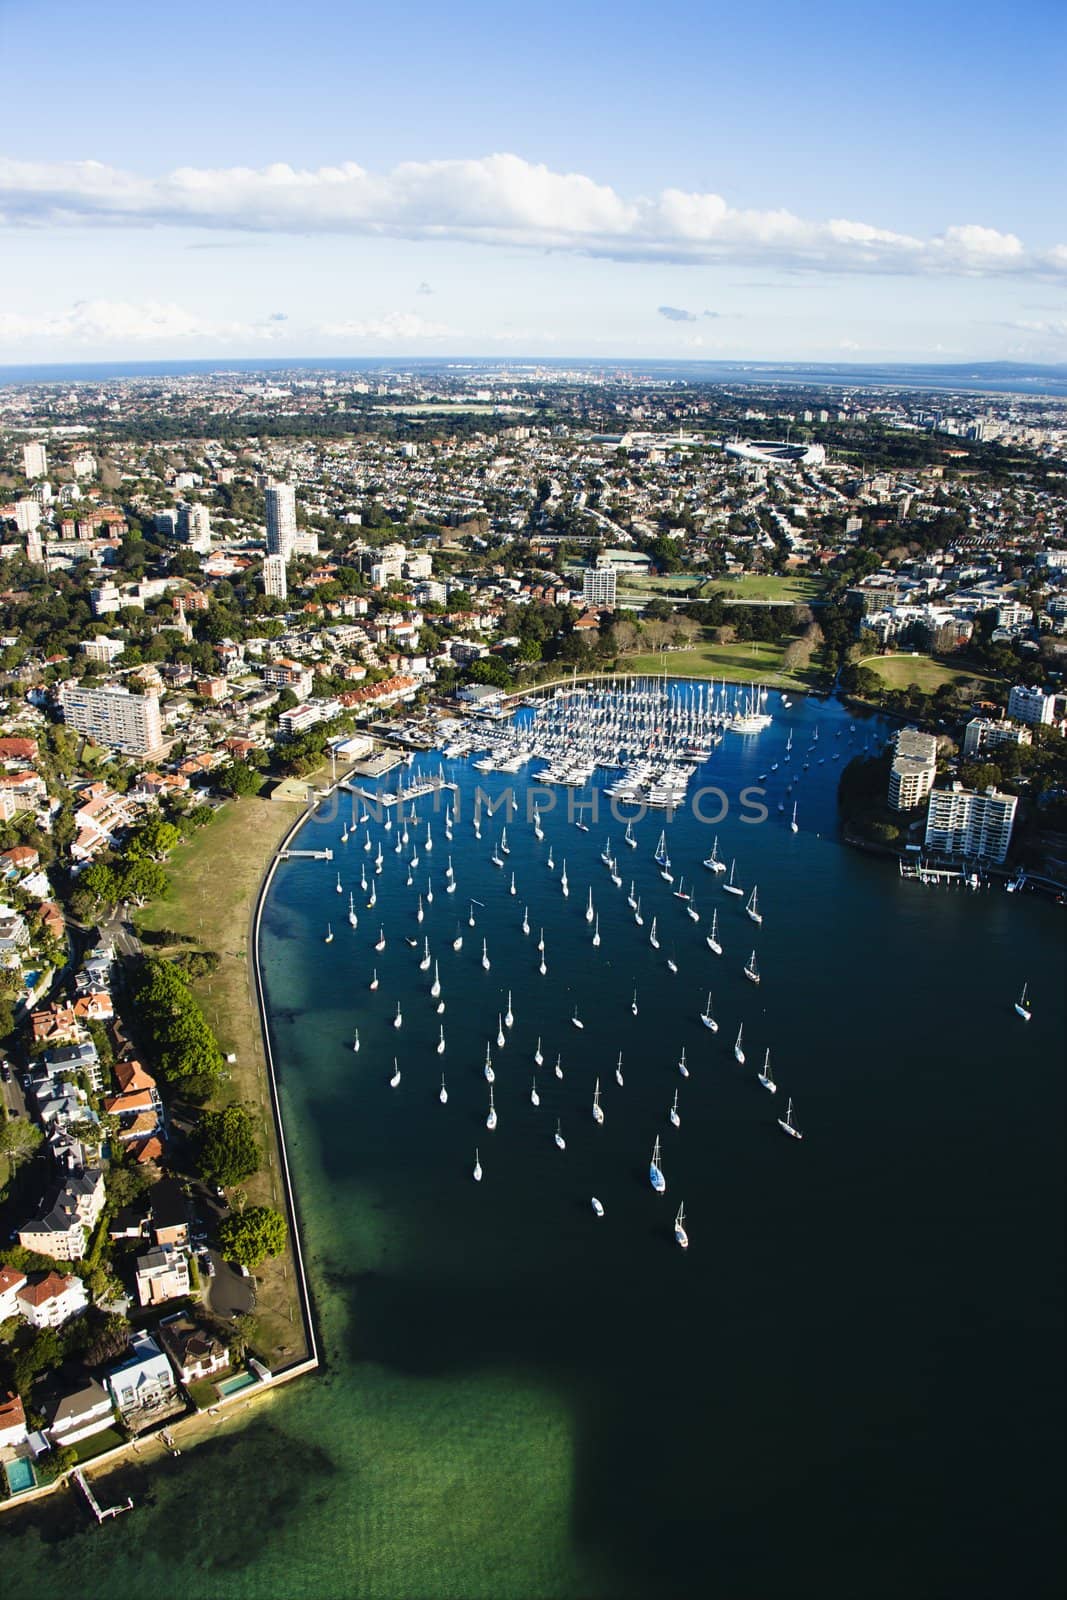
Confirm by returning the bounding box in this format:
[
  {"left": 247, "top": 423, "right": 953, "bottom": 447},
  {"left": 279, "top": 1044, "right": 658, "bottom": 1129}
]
[
  {"left": 484, "top": 1043, "right": 495, "bottom": 1083},
  {"left": 591, "top": 1197, "right": 605, "bottom": 1217},
  {"left": 615, "top": 1051, "right": 624, "bottom": 1087},
  {"left": 790, "top": 802, "right": 799, "bottom": 834},
  {"left": 486, "top": 1087, "right": 497, "bottom": 1131},
  {"left": 335, "top": 872, "right": 343, "bottom": 895},
  {"left": 572, "top": 1005, "right": 584, "bottom": 1030},
  {"left": 627, "top": 881, "right": 637, "bottom": 909},
  {"left": 560, "top": 859, "right": 569, "bottom": 897},
  {"left": 393, "top": 1002, "right": 403, "bottom": 1030},
  {"left": 437, "top": 1026, "right": 446, "bottom": 1055},
  {"left": 554, "top": 1118, "right": 566, "bottom": 1151},
  {"left": 706, "top": 910, "right": 723, "bottom": 955},
  {"left": 375, "top": 927, "right": 386, "bottom": 952},
  {"left": 521, "top": 906, "right": 530, "bottom": 935},
  {"left": 419, "top": 938, "right": 431, "bottom": 971},
  {"left": 539, "top": 942, "right": 547, "bottom": 976},
  {"left": 416, "top": 895, "right": 424, "bottom": 924},
  {"left": 426, "top": 879, "right": 434, "bottom": 905},
  {"left": 369, "top": 967, "right": 378, "bottom": 990},
  {"left": 530, "top": 1076, "right": 540, "bottom": 1107},
  {"left": 634, "top": 896, "right": 644, "bottom": 927},
  {"left": 667, "top": 948, "right": 679, "bottom": 974},
  {"left": 509, "top": 871, "right": 516, "bottom": 897},
  {"left": 430, "top": 961, "right": 441, "bottom": 998},
  {"left": 352, "top": 1028, "right": 360, "bottom": 1053},
  {"left": 473, "top": 1147, "right": 483, "bottom": 1183},
  {"left": 496, "top": 1014, "right": 506, "bottom": 1048},
  {"left": 534, "top": 1036, "right": 544, "bottom": 1066},
  {"left": 592, "top": 1078, "right": 604, "bottom": 1125},
  {"left": 554, "top": 1053, "right": 564, "bottom": 1080},
  {"left": 585, "top": 888, "right": 595, "bottom": 924},
  {"left": 746, "top": 886, "right": 762, "bottom": 925},
  {"left": 424, "top": 824, "right": 433, "bottom": 854},
  {"left": 700, "top": 991, "right": 718, "bottom": 1032},
  {"left": 674, "top": 1203, "right": 689, "bottom": 1249},
  {"left": 778, "top": 1097, "right": 803, "bottom": 1140},
  {"left": 1015, "top": 982, "right": 1032, "bottom": 1021},
  {"left": 368, "top": 884, "right": 378, "bottom": 907},
  {"left": 547, "top": 847, "right": 555, "bottom": 870},
  {"left": 468, "top": 902, "right": 477, "bottom": 928},
  {"left": 481, "top": 938, "right": 490, "bottom": 971},
  {"left": 500, "top": 825, "right": 509, "bottom": 856},
  {"left": 673, "top": 876, "right": 690, "bottom": 902},
  {"left": 324, "top": 922, "right": 334, "bottom": 944},
  {"left": 505, "top": 990, "right": 514, "bottom": 1028},
  {"left": 631, "top": 988, "right": 638, "bottom": 1016},
  {"left": 348, "top": 892, "right": 357, "bottom": 929},
  {"left": 592, "top": 913, "right": 601, "bottom": 948},
  {"left": 439, "top": 1074, "right": 448, "bottom": 1104},
  {"left": 649, "top": 916, "right": 659, "bottom": 950},
  {"left": 649, "top": 1137, "right": 666, "bottom": 1194},
  {"left": 390, "top": 1057, "right": 401, "bottom": 1088},
  {"left": 669, "top": 1089, "right": 680, "bottom": 1128},
  {"left": 624, "top": 820, "right": 637, "bottom": 849},
  {"left": 734, "top": 1024, "right": 745, "bottom": 1064},
  {"left": 686, "top": 892, "right": 700, "bottom": 924},
  {"left": 452, "top": 925, "right": 463, "bottom": 952},
  {"left": 660, "top": 855, "right": 674, "bottom": 885},
  {"left": 678, "top": 1046, "right": 689, "bottom": 1078},
  {"left": 703, "top": 836, "right": 726, "bottom": 873},
  {"left": 744, "top": 950, "right": 760, "bottom": 986},
  {"left": 722, "top": 859, "right": 743, "bottom": 896},
  {"left": 654, "top": 829, "right": 668, "bottom": 864},
  {"left": 758, "top": 1048, "right": 777, "bottom": 1094}
]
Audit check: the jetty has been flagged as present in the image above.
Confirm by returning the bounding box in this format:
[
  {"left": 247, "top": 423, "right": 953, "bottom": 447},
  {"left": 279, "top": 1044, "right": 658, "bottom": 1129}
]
[
  {"left": 73, "top": 1468, "right": 133, "bottom": 1523},
  {"left": 342, "top": 775, "right": 458, "bottom": 810},
  {"left": 278, "top": 847, "right": 333, "bottom": 861}
]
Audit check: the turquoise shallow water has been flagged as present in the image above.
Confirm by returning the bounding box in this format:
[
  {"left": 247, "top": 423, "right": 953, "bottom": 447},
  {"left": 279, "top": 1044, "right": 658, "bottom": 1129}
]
[{"left": 5, "top": 693, "right": 1064, "bottom": 1598}]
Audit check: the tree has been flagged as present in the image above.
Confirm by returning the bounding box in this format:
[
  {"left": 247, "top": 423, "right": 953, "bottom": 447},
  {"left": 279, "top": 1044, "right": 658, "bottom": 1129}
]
[
  {"left": 218, "top": 760, "right": 264, "bottom": 799},
  {"left": 197, "top": 1104, "right": 260, "bottom": 1186},
  {"left": 126, "top": 815, "right": 180, "bottom": 861},
  {"left": 217, "top": 1206, "right": 288, "bottom": 1270},
  {"left": 117, "top": 857, "right": 168, "bottom": 906},
  {"left": 0, "top": 1117, "right": 43, "bottom": 1176}
]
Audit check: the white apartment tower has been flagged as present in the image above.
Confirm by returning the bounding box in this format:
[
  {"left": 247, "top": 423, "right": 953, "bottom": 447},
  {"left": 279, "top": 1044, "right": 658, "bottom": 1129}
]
[
  {"left": 923, "top": 783, "right": 1017, "bottom": 865},
  {"left": 887, "top": 727, "right": 937, "bottom": 812},
  {"left": 58, "top": 683, "right": 165, "bottom": 758},
  {"left": 1006, "top": 684, "right": 1054, "bottom": 727},
  {"left": 263, "top": 553, "right": 288, "bottom": 602},
  {"left": 23, "top": 441, "right": 48, "bottom": 479},
  {"left": 583, "top": 562, "right": 618, "bottom": 609},
  {"left": 265, "top": 482, "right": 298, "bottom": 564},
  {"left": 176, "top": 502, "right": 211, "bottom": 551}
]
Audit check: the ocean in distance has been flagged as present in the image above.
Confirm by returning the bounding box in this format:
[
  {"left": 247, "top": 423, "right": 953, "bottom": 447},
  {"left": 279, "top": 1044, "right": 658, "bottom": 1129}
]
[{"left": 5, "top": 692, "right": 1064, "bottom": 1599}]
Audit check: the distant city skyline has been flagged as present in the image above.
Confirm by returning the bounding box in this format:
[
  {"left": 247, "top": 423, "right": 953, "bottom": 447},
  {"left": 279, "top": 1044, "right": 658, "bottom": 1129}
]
[{"left": 1, "top": 0, "right": 1063, "bottom": 363}]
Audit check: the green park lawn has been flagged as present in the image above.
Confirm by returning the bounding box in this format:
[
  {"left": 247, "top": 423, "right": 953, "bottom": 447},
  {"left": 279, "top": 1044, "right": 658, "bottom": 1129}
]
[
  {"left": 617, "top": 572, "right": 825, "bottom": 605},
  {"left": 623, "top": 634, "right": 821, "bottom": 689},
  {"left": 856, "top": 653, "right": 1004, "bottom": 696}
]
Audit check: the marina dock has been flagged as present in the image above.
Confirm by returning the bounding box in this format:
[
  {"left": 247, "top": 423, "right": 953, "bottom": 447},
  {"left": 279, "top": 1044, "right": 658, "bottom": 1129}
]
[
  {"left": 73, "top": 1468, "right": 133, "bottom": 1523},
  {"left": 278, "top": 847, "right": 334, "bottom": 861}
]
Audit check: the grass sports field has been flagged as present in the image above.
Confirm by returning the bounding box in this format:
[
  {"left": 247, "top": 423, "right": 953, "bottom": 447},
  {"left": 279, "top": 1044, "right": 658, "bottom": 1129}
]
[
  {"left": 623, "top": 635, "right": 821, "bottom": 689},
  {"left": 618, "top": 573, "right": 824, "bottom": 605},
  {"left": 857, "top": 653, "right": 1004, "bottom": 695}
]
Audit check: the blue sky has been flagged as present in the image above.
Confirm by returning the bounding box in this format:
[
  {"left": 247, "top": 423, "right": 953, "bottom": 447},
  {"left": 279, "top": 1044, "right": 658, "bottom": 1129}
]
[{"left": 1, "top": 0, "right": 1064, "bottom": 362}]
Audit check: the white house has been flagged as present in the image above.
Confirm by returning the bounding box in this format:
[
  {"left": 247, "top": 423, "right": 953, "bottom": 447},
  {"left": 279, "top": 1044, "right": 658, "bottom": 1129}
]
[
  {"left": 46, "top": 1378, "right": 115, "bottom": 1448},
  {"left": 0, "top": 1264, "right": 28, "bottom": 1321},
  {"left": 106, "top": 1333, "right": 178, "bottom": 1424},
  {"left": 17, "top": 1271, "right": 89, "bottom": 1329}
]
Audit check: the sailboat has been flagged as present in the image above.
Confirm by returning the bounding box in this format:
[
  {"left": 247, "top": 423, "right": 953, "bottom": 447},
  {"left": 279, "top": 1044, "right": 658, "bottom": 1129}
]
[
  {"left": 481, "top": 939, "right": 490, "bottom": 972},
  {"left": 699, "top": 989, "right": 718, "bottom": 1032},
  {"left": 539, "top": 942, "right": 547, "bottom": 976},
  {"left": 491, "top": 840, "right": 504, "bottom": 868},
  {"left": 1015, "top": 982, "right": 1032, "bottom": 1021},
  {"left": 424, "top": 824, "right": 433, "bottom": 853},
  {"left": 654, "top": 829, "right": 668, "bottom": 864},
  {"left": 631, "top": 988, "right": 639, "bottom": 1016},
  {"left": 674, "top": 1203, "right": 689, "bottom": 1249},
  {"left": 649, "top": 916, "right": 660, "bottom": 950},
  {"left": 547, "top": 847, "right": 555, "bottom": 870},
  {"left": 469, "top": 902, "right": 477, "bottom": 927},
  {"left": 706, "top": 910, "right": 723, "bottom": 955},
  {"left": 560, "top": 860, "right": 569, "bottom": 897},
  {"left": 778, "top": 1097, "right": 803, "bottom": 1140},
  {"left": 419, "top": 938, "right": 431, "bottom": 971},
  {"left": 484, "top": 1043, "right": 495, "bottom": 1083},
  {"left": 437, "top": 1026, "right": 446, "bottom": 1055},
  {"left": 673, "top": 877, "right": 690, "bottom": 901},
  {"left": 649, "top": 1137, "right": 666, "bottom": 1194},
  {"left": 360, "top": 867, "right": 368, "bottom": 892},
  {"left": 554, "top": 1119, "right": 566, "bottom": 1151},
  {"left": 500, "top": 825, "right": 510, "bottom": 856},
  {"left": 660, "top": 855, "right": 674, "bottom": 885},
  {"left": 758, "top": 1048, "right": 777, "bottom": 1094},
  {"left": 667, "top": 948, "right": 679, "bottom": 973},
  {"left": 452, "top": 925, "right": 463, "bottom": 952},
  {"left": 368, "top": 884, "right": 378, "bottom": 908},
  {"left": 592, "top": 913, "right": 601, "bottom": 948},
  {"left": 585, "top": 888, "right": 595, "bottom": 924},
  {"left": 473, "top": 1148, "right": 483, "bottom": 1182},
  {"left": 572, "top": 1006, "right": 584, "bottom": 1030},
  {"left": 486, "top": 1087, "right": 498, "bottom": 1131},
  {"left": 521, "top": 906, "right": 530, "bottom": 935},
  {"left": 363, "top": 829, "right": 372, "bottom": 853},
  {"left": 531, "top": 1076, "right": 540, "bottom": 1107},
  {"left": 533, "top": 807, "right": 544, "bottom": 841},
  {"left": 324, "top": 922, "right": 334, "bottom": 944},
  {"left": 790, "top": 802, "right": 799, "bottom": 834},
  {"left": 744, "top": 950, "right": 760, "bottom": 985},
  {"left": 624, "top": 820, "right": 637, "bottom": 849},
  {"left": 375, "top": 927, "right": 386, "bottom": 952},
  {"left": 669, "top": 1089, "right": 680, "bottom": 1128},
  {"left": 591, "top": 1197, "right": 605, "bottom": 1217},
  {"left": 634, "top": 896, "right": 644, "bottom": 927},
  {"left": 534, "top": 1036, "right": 544, "bottom": 1066},
  {"left": 390, "top": 1057, "right": 401, "bottom": 1088},
  {"left": 375, "top": 844, "right": 384, "bottom": 875},
  {"left": 601, "top": 837, "right": 613, "bottom": 865},
  {"left": 496, "top": 1015, "right": 506, "bottom": 1048},
  {"left": 686, "top": 892, "right": 700, "bottom": 924},
  {"left": 369, "top": 968, "right": 378, "bottom": 990},
  {"left": 393, "top": 1002, "right": 403, "bottom": 1029},
  {"left": 615, "top": 1051, "right": 624, "bottom": 1086},
  {"left": 430, "top": 961, "right": 441, "bottom": 997},
  {"left": 336, "top": 872, "right": 343, "bottom": 895},
  {"left": 348, "top": 892, "right": 357, "bottom": 928},
  {"left": 352, "top": 1028, "right": 360, "bottom": 1053},
  {"left": 509, "top": 871, "right": 516, "bottom": 897},
  {"left": 746, "top": 886, "right": 762, "bottom": 925},
  {"left": 722, "top": 859, "right": 743, "bottom": 896},
  {"left": 703, "top": 836, "right": 726, "bottom": 873},
  {"left": 426, "top": 879, "right": 434, "bottom": 905},
  {"left": 627, "top": 881, "right": 637, "bottom": 909},
  {"left": 416, "top": 896, "right": 424, "bottom": 924},
  {"left": 592, "top": 1078, "right": 604, "bottom": 1125},
  {"left": 439, "top": 1074, "right": 448, "bottom": 1104},
  {"left": 734, "top": 1024, "right": 745, "bottom": 1064},
  {"left": 504, "top": 991, "right": 514, "bottom": 1028}
]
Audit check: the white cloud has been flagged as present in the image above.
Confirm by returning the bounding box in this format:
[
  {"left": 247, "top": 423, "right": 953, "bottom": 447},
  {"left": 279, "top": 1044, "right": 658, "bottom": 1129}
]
[
  {"left": 0, "top": 152, "right": 1062, "bottom": 279},
  {"left": 0, "top": 298, "right": 284, "bottom": 344},
  {"left": 319, "top": 311, "right": 456, "bottom": 341}
]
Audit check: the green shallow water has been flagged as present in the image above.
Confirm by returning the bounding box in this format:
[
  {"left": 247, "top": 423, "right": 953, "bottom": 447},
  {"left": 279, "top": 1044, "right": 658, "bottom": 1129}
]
[{"left": 5, "top": 694, "right": 1064, "bottom": 1598}]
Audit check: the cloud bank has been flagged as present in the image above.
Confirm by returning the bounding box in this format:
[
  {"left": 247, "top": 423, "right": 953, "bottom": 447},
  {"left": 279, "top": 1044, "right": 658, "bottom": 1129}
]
[
  {"left": 1, "top": 152, "right": 1062, "bottom": 278},
  {"left": 0, "top": 298, "right": 285, "bottom": 344}
]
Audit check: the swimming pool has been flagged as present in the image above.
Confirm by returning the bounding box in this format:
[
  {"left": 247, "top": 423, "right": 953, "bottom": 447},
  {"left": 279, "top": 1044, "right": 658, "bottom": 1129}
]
[
  {"left": 4, "top": 1457, "right": 36, "bottom": 1494},
  {"left": 216, "top": 1370, "right": 257, "bottom": 1397}
]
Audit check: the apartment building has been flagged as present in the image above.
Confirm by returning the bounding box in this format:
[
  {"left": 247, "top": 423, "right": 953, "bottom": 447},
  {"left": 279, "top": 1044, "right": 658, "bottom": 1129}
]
[
  {"left": 887, "top": 727, "right": 937, "bottom": 812},
  {"left": 962, "top": 717, "right": 1032, "bottom": 758},
  {"left": 923, "top": 783, "right": 1017, "bottom": 864},
  {"left": 59, "top": 683, "right": 165, "bottom": 757}
]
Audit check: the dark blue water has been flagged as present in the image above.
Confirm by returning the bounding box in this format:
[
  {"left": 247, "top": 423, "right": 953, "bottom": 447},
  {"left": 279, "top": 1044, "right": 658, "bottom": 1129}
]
[{"left": 5, "top": 693, "right": 1063, "bottom": 1598}]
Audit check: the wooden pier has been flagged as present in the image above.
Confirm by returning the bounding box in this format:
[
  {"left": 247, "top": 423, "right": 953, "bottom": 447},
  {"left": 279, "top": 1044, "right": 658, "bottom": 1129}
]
[
  {"left": 278, "top": 847, "right": 333, "bottom": 861},
  {"left": 73, "top": 1468, "right": 133, "bottom": 1523}
]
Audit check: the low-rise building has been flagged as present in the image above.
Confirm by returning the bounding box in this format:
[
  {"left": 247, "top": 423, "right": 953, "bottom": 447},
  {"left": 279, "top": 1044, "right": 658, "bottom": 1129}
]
[
  {"left": 962, "top": 717, "right": 1033, "bottom": 758},
  {"left": 135, "top": 1245, "right": 191, "bottom": 1308},
  {"left": 17, "top": 1270, "right": 89, "bottom": 1329},
  {"left": 17, "top": 1167, "right": 106, "bottom": 1261},
  {"left": 158, "top": 1313, "right": 231, "bottom": 1383},
  {"left": 1007, "top": 683, "right": 1055, "bottom": 727},
  {"left": 46, "top": 1378, "right": 115, "bottom": 1448},
  {"left": 106, "top": 1333, "right": 179, "bottom": 1427}
]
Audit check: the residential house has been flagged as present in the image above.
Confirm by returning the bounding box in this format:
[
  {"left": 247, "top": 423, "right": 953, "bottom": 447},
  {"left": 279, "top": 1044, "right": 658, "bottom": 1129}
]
[
  {"left": 149, "top": 1178, "right": 189, "bottom": 1247},
  {"left": 106, "top": 1333, "right": 179, "bottom": 1427},
  {"left": 46, "top": 1378, "right": 115, "bottom": 1448},
  {"left": 17, "top": 1167, "right": 106, "bottom": 1261},
  {"left": 158, "top": 1314, "right": 230, "bottom": 1383},
  {"left": 29, "top": 1003, "right": 84, "bottom": 1048},
  {"left": 0, "top": 1392, "right": 28, "bottom": 1451},
  {"left": 0, "top": 1264, "right": 28, "bottom": 1320},
  {"left": 17, "top": 1271, "right": 89, "bottom": 1329},
  {"left": 135, "top": 1245, "right": 191, "bottom": 1308}
]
